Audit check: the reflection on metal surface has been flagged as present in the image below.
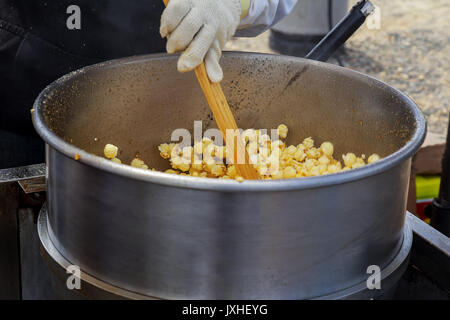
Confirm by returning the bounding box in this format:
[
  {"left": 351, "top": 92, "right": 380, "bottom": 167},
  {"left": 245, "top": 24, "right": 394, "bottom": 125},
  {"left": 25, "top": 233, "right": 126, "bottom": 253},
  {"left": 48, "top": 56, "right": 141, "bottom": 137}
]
[
  {"left": 0, "top": 164, "right": 46, "bottom": 184},
  {"left": 316, "top": 217, "right": 412, "bottom": 299},
  {"left": 38, "top": 206, "right": 413, "bottom": 300},
  {"left": 38, "top": 206, "right": 155, "bottom": 300}
]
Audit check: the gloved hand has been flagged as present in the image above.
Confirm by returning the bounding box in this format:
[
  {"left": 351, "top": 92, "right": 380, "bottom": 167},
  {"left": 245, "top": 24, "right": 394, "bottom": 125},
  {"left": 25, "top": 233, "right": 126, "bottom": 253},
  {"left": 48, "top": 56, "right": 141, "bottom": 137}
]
[{"left": 160, "top": 0, "right": 242, "bottom": 83}]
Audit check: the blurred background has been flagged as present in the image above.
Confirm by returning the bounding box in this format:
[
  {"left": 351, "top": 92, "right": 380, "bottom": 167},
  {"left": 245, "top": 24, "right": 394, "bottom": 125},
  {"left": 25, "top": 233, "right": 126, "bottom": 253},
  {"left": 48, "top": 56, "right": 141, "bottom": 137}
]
[{"left": 226, "top": 0, "right": 450, "bottom": 137}]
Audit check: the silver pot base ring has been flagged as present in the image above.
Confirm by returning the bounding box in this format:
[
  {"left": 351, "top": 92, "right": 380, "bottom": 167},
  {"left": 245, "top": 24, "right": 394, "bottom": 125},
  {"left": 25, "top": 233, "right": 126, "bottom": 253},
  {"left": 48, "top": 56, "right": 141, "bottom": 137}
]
[{"left": 38, "top": 206, "right": 412, "bottom": 300}]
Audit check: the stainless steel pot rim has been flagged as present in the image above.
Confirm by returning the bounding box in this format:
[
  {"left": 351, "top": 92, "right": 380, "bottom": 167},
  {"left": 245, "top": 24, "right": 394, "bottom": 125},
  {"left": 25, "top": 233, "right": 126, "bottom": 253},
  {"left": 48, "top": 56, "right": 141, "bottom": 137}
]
[{"left": 32, "top": 52, "right": 427, "bottom": 192}]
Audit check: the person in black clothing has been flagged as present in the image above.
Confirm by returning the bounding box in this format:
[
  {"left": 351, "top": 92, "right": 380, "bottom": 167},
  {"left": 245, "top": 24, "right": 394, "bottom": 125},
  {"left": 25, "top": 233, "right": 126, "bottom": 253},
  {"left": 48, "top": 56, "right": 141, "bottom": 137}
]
[
  {"left": 0, "top": 1, "right": 167, "bottom": 168},
  {"left": 0, "top": 0, "right": 297, "bottom": 169}
]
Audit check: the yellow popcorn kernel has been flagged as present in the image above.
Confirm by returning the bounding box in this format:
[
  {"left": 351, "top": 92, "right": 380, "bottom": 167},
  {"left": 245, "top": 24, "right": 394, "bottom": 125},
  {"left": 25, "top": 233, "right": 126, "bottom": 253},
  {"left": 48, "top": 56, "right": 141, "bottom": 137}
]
[
  {"left": 111, "top": 158, "right": 122, "bottom": 164},
  {"left": 204, "top": 158, "right": 217, "bottom": 168},
  {"left": 293, "top": 162, "right": 303, "bottom": 172},
  {"left": 203, "top": 143, "right": 216, "bottom": 160},
  {"left": 286, "top": 145, "right": 297, "bottom": 156},
  {"left": 191, "top": 158, "right": 203, "bottom": 171},
  {"left": 296, "top": 143, "right": 306, "bottom": 150},
  {"left": 318, "top": 155, "right": 330, "bottom": 165},
  {"left": 318, "top": 164, "right": 328, "bottom": 174},
  {"left": 235, "top": 176, "right": 245, "bottom": 183},
  {"left": 257, "top": 165, "right": 270, "bottom": 176},
  {"left": 342, "top": 153, "right": 357, "bottom": 168},
  {"left": 299, "top": 166, "right": 309, "bottom": 177},
  {"left": 202, "top": 137, "right": 213, "bottom": 146},
  {"left": 171, "top": 156, "right": 190, "bottom": 172},
  {"left": 259, "top": 146, "right": 271, "bottom": 158},
  {"left": 179, "top": 163, "right": 191, "bottom": 172},
  {"left": 282, "top": 166, "right": 297, "bottom": 179},
  {"left": 192, "top": 153, "right": 203, "bottom": 163},
  {"left": 368, "top": 154, "right": 381, "bottom": 164},
  {"left": 352, "top": 162, "right": 364, "bottom": 169},
  {"left": 294, "top": 148, "right": 306, "bottom": 162},
  {"left": 306, "top": 147, "right": 321, "bottom": 159},
  {"left": 158, "top": 143, "right": 177, "bottom": 159},
  {"left": 214, "top": 145, "right": 226, "bottom": 159},
  {"left": 271, "top": 140, "right": 285, "bottom": 150},
  {"left": 165, "top": 169, "right": 178, "bottom": 174},
  {"left": 227, "top": 165, "right": 237, "bottom": 178},
  {"left": 193, "top": 141, "right": 203, "bottom": 155},
  {"left": 309, "top": 166, "right": 320, "bottom": 176},
  {"left": 247, "top": 141, "right": 259, "bottom": 155},
  {"left": 277, "top": 124, "right": 289, "bottom": 139},
  {"left": 131, "top": 158, "right": 146, "bottom": 168},
  {"left": 271, "top": 169, "right": 283, "bottom": 179},
  {"left": 336, "top": 162, "right": 343, "bottom": 170},
  {"left": 327, "top": 164, "right": 339, "bottom": 174},
  {"left": 210, "top": 164, "right": 226, "bottom": 177},
  {"left": 356, "top": 157, "right": 366, "bottom": 166},
  {"left": 259, "top": 133, "right": 271, "bottom": 146},
  {"left": 248, "top": 153, "right": 259, "bottom": 165},
  {"left": 182, "top": 146, "right": 194, "bottom": 160},
  {"left": 320, "top": 142, "right": 334, "bottom": 157},
  {"left": 170, "top": 156, "right": 182, "bottom": 166},
  {"left": 242, "top": 129, "right": 257, "bottom": 144},
  {"left": 189, "top": 169, "right": 200, "bottom": 177},
  {"left": 104, "top": 144, "right": 118, "bottom": 159},
  {"left": 304, "top": 158, "right": 316, "bottom": 170},
  {"left": 302, "top": 137, "right": 314, "bottom": 149}
]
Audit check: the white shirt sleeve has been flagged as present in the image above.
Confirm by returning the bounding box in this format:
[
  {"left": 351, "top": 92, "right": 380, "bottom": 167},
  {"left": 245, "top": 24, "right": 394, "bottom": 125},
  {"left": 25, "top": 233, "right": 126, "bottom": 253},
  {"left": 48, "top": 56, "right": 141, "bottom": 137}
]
[{"left": 236, "top": 0, "right": 298, "bottom": 37}]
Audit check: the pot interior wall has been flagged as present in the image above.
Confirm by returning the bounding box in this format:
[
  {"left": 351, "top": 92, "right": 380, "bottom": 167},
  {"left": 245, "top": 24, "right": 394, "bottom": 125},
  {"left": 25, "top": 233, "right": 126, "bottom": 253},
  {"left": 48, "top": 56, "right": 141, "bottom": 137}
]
[{"left": 40, "top": 53, "right": 417, "bottom": 171}]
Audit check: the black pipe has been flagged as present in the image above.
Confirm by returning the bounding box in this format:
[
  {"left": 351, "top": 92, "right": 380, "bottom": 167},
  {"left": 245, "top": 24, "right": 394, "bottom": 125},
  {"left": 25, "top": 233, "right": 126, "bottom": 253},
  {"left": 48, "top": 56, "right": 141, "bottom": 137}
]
[
  {"left": 425, "top": 114, "right": 450, "bottom": 236},
  {"left": 306, "top": 0, "right": 374, "bottom": 62},
  {"left": 438, "top": 114, "right": 450, "bottom": 204}
]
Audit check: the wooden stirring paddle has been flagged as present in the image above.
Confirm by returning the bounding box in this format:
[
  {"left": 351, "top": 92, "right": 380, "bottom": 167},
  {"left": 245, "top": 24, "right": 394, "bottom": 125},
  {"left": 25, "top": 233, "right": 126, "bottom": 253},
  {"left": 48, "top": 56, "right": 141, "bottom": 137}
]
[{"left": 162, "top": 0, "right": 259, "bottom": 180}]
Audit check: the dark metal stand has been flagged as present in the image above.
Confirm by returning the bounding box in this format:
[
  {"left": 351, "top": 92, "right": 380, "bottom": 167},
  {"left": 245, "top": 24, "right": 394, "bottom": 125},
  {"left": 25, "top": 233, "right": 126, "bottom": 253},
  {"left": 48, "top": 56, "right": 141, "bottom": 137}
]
[
  {"left": 0, "top": 164, "right": 54, "bottom": 299},
  {"left": 425, "top": 114, "right": 450, "bottom": 237}
]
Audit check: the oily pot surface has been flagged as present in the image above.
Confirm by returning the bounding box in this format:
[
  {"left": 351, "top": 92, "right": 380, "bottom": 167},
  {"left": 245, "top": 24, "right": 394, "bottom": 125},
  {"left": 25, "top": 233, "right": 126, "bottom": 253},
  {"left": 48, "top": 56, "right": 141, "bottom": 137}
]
[{"left": 40, "top": 53, "right": 416, "bottom": 170}]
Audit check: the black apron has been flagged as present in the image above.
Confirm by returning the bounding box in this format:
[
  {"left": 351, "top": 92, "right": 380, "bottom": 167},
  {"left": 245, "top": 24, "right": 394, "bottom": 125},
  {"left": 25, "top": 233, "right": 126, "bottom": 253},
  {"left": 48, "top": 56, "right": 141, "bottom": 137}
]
[{"left": 0, "top": 0, "right": 165, "bottom": 168}]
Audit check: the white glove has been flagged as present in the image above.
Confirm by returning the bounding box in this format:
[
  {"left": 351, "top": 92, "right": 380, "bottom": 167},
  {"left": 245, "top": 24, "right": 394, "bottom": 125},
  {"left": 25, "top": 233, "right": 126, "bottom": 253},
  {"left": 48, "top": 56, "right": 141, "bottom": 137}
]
[{"left": 160, "top": 0, "right": 241, "bottom": 83}]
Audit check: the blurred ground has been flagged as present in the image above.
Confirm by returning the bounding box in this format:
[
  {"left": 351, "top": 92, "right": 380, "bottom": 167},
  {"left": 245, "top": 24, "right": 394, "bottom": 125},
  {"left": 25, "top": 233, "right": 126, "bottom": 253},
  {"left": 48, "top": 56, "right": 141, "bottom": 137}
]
[{"left": 225, "top": 0, "right": 450, "bottom": 136}]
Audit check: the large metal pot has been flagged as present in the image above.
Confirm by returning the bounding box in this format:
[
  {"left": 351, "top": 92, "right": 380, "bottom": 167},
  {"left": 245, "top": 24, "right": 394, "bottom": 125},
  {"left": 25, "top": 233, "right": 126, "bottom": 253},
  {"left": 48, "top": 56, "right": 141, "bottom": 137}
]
[{"left": 33, "top": 52, "right": 426, "bottom": 299}]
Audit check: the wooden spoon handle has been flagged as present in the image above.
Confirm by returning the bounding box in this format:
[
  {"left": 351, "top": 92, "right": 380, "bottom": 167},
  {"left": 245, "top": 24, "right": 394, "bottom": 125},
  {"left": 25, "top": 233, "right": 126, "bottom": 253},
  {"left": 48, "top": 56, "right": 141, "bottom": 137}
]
[{"left": 162, "top": 0, "right": 259, "bottom": 180}]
